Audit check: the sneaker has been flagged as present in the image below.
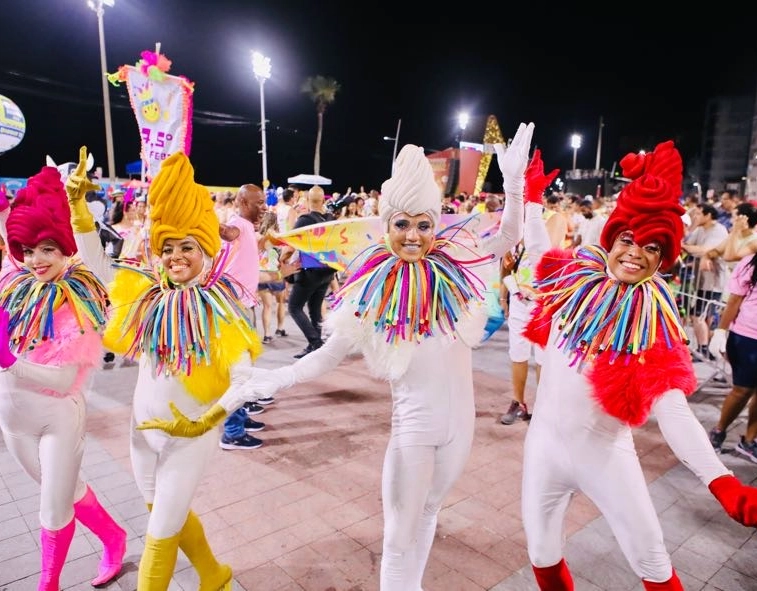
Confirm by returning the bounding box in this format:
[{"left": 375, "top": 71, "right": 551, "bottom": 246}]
[
  {"left": 244, "top": 401, "right": 265, "bottom": 416},
  {"left": 735, "top": 436, "right": 757, "bottom": 464},
  {"left": 219, "top": 434, "right": 263, "bottom": 450},
  {"left": 500, "top": 400, "right": 531, "bottom": 425},
  {"left": 709, "top": 427, "right": 726, "bottom": 451},
  {"left": 275, "top": 329, "right": 288, "bottom": 337},
  {"left": 256, "top": 396, "right": 275, "bottom": 406},
  {"left": 293, "top": 341, "right": 322, "bottom": 359},
  {"left": 262, "top": 336, "right": 273, "bottom": 344},
  {"left": 244, "top": 418, "right": 265, "bottom": 433}
]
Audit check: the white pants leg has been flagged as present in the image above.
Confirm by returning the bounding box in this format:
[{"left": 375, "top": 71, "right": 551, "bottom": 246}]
[{"left": 0, "top": 390, "right": 87, "bottom": 529}]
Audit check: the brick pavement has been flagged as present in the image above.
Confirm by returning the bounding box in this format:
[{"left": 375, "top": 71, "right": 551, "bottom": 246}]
[{"left": 1, "top": 316, "right": 755, "bottom": 590}]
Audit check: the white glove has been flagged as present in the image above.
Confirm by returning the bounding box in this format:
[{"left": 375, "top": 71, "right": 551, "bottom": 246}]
[
  {"left": 248, "top": 366, "right": 296, "bottom": 399},
  {"left": 215, "top": 363, "right": 260, "bottom": 413},
  {"left": 502, "top": 274, "right": 520, "bottom": 295},
  {"left": 492, "top": 122, "right": 535, "bottom": 198},
  {"left": 708, "top": 328, "right": 727, "bottom": 359}
]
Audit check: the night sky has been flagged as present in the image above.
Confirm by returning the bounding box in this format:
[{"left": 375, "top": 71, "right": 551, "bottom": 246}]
[{"left": 1, "top": 1, "right": 756, "bottom": 193}]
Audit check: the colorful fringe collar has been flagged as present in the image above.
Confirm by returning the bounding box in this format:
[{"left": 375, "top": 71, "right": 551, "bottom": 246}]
[
  {"left": 536, "top": 245, "right": 688, "bottom": 371},
  {"left": 114, "top": 250, "right": 254, "bottom": 377},
  {"left": 0, "top": 264, "right": 108, "bottom": 353},
  {"left": 330, "top": 237, "right": 490, "bottom": 344}
]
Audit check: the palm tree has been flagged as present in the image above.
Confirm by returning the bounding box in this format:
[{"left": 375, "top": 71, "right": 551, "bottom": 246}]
[{"left": 301, "top": 75, "right": 340, "bottom": 175}]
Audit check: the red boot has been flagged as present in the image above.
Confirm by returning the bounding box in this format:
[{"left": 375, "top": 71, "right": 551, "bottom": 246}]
[
  {"left": 643, "top": 569, "right": 684, "bottom": 591},
  {"left": 73, "top": 485, "right": 127, "bottom": 586},
  {"left": 38, "top": 519, "right": 75, "bottom": 591},
  {"left": 532, "top": 558, "right": 574, "bottom": 591}
]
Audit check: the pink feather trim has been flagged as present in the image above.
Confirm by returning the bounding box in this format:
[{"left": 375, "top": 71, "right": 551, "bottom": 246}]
[
  {"left": 25, "top": 305, "right": 103, "bottom": 397},
  {"left": 586, "top": 339, "right": 697, "bottom": 426}
]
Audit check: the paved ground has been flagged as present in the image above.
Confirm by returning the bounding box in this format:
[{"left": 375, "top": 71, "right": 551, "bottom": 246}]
[{"left": 1, "top": 314, "right": 756, "bottom": 591}]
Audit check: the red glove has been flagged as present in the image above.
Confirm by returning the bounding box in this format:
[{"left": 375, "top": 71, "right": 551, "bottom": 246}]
[
  {"left": 524, "top": 149, "right": 559, "bottom": 205},
  {"left": 0, "top": 309, "right": 17, "bottom": 369},
  {"left": 709, "top": 474, "right": 757, "bottom": 526}
]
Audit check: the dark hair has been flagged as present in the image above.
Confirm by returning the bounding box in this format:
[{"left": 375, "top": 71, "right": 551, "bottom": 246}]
[
  {"left": 546, "top": 195, "right": 560, "bottom": 205},
  {"left": 699, "top": 203, "right": 718, "bottom": 219},
  {"left": 735, "top": 202, "right": 757, "bottom": 228},
  {"left": 109, "top": 200, "right": 124, "bottom": 225},
  {"left": 745, "top": 253, "right": 757, "bottom": 295},
  {"left": 282, "top": 188, "right": 295, "bottom": 203}
]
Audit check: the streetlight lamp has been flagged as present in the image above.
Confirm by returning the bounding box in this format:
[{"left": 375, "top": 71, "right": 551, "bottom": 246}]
[
  {"left": 456, "top": 112, "right": 469, "bottom": 147},
  {"left": 251, "top": 51, "right": 271, "bottom": 188},
  {"left": 87, "top": 0, "right": 116, "bottom": 185},
  {"left": 383, "top": 118, "right": 402, "bottom": 174},
  {"left": 570, "top": 133, "right": 582, "bottom": 173}
]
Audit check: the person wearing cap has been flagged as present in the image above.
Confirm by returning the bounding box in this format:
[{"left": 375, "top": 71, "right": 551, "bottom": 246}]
[
  {"left": 65, "top": 147, "right": 267, "bottom": 590},
  {"left": 0, "top": 166, "right": 127, "bottom": 590},
  {"left": 136, "top": 122, "right": 535, "bottom": 589},
  {"left": 518, "top": 140, "right": 757, "bottom": 590}
]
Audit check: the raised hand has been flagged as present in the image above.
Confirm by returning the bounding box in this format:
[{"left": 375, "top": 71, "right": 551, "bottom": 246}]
[
  {"left": 524, "top": 149, "right": 559, "bottom": 205},
  {"left": 65, "top": 147, "right": 100, "bottom": 233},
  {"left": 137, "top": 401, "right": 227, "bottom": 438},
  {"left": 493, "top": 122, "right": 535, "bottom": 198},
  {"left": 65, "top": 146, "right": 100, "bottom": 203},
  {"left": 0, "top": 309, "right": 17, "bottom": 369}
]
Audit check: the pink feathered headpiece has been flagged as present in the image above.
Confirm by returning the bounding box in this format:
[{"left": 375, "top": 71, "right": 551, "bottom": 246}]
[{"left": 6, "top": 166, "right": 77, "bottom": 262}]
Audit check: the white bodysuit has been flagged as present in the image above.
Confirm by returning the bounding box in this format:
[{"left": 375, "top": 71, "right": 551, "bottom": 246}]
[
  {"left": 522, "top": 296, "right": 732, "bottom": 582},
  {"left": 75, "top": 231, "right": 254, "bottom": 538}
]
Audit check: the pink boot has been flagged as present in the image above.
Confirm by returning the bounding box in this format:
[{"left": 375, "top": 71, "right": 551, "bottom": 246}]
[
  {"left": 643, "top": 569, "right": 684, "bottom": 591},
  {"left": 532, "top": 558, "right": 574, "bottom": 591},
  {"left": 39, "top": 519, "right": 75, "bottom": 591},
  {"left": 73, "top": 486, "right": 127, "bottom": 586}
]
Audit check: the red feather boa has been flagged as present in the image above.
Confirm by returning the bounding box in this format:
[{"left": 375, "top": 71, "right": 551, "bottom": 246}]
[{"left": 523, "top": 248, "right": 697, "bottom": 426}]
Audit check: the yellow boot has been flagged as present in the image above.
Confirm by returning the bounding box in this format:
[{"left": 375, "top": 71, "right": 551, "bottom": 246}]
[
  {"left": 137, "top": 532, "right": 181, "bottom": 591},
  {"left": 179, "top": 511, "right": 232, "bottom": 591}
]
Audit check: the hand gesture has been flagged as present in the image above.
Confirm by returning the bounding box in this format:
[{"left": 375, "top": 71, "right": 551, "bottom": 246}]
[
  {"left": 524, "top": 149, "right": 559, "bottom": 205},
  {"left": 64, "top": 146, "right": 100, "bottom": 203},
  {"left": 0, "top": 309, "right": 17, "bottom": 369},
  {"left": 136, "top": 401, "right": 227, "bottom": 438},
  {"left": 493, "top": 122, "right": 535, "bottom": 197}
]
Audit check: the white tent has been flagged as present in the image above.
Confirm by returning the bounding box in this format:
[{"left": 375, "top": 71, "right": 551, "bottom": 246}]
[{"left": 287, "top": 173, "right": 332, "bottom": 186}]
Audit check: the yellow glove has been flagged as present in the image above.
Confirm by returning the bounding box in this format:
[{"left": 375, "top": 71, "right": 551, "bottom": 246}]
[
  {"left": 136, "top": 401, "right": 228, "bottom": 438},
  {"left": 64, "top": 146, "right": 100, "bottom": 233}
]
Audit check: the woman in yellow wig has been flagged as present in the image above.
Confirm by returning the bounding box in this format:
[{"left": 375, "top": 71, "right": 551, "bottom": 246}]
[{"left": 65, "top": 148, "right": 263, "bottom": 590}]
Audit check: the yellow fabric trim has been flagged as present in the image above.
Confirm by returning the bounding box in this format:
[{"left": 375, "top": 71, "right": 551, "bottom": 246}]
[{"left": 103, "top": 267, "right": 262, "bottom": 404}]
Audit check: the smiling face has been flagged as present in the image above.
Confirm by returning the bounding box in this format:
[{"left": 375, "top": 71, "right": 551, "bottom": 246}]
[
  {"left": 387, "top": 212, "right": 434, "bottom": 262},
  {"left": 607, "top": 230, "right": 662, "bottom": 283},
  {"left": 160, "top": 237, "right": 205, "bottom": 284},
  {"left": 22, "top": 239, "right": 67, "bottom": 282}
]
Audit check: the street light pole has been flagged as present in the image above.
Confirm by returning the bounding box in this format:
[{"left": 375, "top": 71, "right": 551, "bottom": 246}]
[
  {"left": 382, "top": 118, "right": 402, "bottom": 174},
  {"left": 252, "top": 51, "right": 271, "bottom": 188},
  {"left": 571, "top": 133, "right": 582, "bottom": 173},
  {"left": 87, "top": 0, "right": 116, "bottom": 185}
]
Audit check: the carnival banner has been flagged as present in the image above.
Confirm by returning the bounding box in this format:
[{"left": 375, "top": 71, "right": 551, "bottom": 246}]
[{"left": 109, "top": 49, "right": 194, "bottom": 180}]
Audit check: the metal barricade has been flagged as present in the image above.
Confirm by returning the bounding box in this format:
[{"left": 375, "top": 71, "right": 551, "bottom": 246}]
[{"left": 670, "top": 254, "right": 731, "bottom": 392}]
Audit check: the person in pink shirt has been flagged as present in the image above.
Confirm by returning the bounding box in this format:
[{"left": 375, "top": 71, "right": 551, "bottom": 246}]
[
  {"left": 219, "top": 184, "right": 299, "bottom": 450},
  {"left": 707, "top": 251, "right": 757, "bottom": 462}
]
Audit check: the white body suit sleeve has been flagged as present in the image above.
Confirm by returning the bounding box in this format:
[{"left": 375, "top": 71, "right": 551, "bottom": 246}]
[
  {"left": 261, "top": 331, "right": 354, "bottom": 395},
  {"left": 5, "top": 358, "right": 78, "bottom": 392},
  {"left": 482, "top": 193, "right": 524, "bottom": 259},
  {"left": 652, "top": 389, "right": 732, "bottom": 485},
  {"left": 74, "top": 230, "right": 115, "bottom": 285}
]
